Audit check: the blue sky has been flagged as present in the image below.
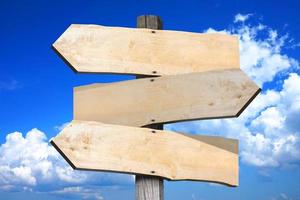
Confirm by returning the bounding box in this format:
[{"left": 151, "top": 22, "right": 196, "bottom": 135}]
[{"left": 1, "top": 0, "right": 300, "bottom": 199}]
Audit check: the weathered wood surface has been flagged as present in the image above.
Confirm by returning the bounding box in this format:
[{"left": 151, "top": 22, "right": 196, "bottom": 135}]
[
  {"left": 51, "top": 120, "right": 239, "bottom": 186},
  {"left": 53, "top": 24, "right": 240, "bottom": 75},
  {"left": 136, "top": 176, "right": 164, "bottom": 200},
  {"left": 136, "top": 15, "right": 164, "bottom": 200},
  {"left": 137, "top": 15, "right": 163, "bottom": 30},
  {"left": 74, "top": 69, "right": 260, "bottom": 127}
]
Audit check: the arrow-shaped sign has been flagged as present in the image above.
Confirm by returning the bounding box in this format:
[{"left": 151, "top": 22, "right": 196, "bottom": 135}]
[
  {"left": 51, "top": 24, "right": 261, "bottom": 188},
  {"left": 51, "top": 120, "right": 239, "bottom": 186},
  {"left": 53, "top": 24, "right": 240, "bottom": 75},
  {"left": 74, "top": 69, "right": 260, "bottom": 127}
]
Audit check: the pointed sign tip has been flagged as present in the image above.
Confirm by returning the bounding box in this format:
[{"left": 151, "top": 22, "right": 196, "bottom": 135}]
[
  {"left": 50, "top": 140, "right": 77, "bottom": 170},
  {"left": 236, "top": 87, "right": 261, "bottom": 117},
  {"left": 51, "top": 45, "right": 79, "bottom": 74}
]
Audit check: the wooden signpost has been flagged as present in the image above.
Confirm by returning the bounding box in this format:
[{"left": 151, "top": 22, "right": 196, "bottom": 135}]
[
  {"left": 135, "top": 16, "right": 164, "bottom": 200},
  {"left": 51, "top": 15, "right": 260, "bottom": 200}
]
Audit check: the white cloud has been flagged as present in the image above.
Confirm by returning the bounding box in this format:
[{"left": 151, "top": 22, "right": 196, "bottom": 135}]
[
  {"left": 236, "top": 24, "right": 297, "bottom": 86},
  {"left": 206, "top": 18, "right": 299, "bottom": 87},
  {"left": 55, "top": 166, "right": 87, "bottom": 183},
  {"left": 234, "top": 13, "right": 252, "bottom": 23},
  {"left": 52, "top": 186, "right": 104, "bottom": 200},
  {"left": 0, "top": 129, "right": 56, "bottom": 187},
  {"left": 251, "top": 107, "right": 285, "bottom": 135},
  {"left": 0, "top": 128, "right": 133, "bottom": 195}
]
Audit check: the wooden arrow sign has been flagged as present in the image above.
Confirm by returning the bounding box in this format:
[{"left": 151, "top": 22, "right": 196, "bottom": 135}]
[
  {"left": 53, "top": 24, "right": 240, "bottom": 75},
  {"left": 52, "top": 23, "right": 261, "bottom": 188},
  {"left": 51, "top": 120, "right": 238, "bottom": 186},
  {"left": 74, "top": 69, "right": 260, "bottom": 127}
]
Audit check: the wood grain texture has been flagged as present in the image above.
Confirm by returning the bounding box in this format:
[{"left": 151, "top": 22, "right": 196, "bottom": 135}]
[
  {"left": 51, "top": 120, "right": 239, "bottom": 186},
  {"left": 137, "top": 15, "right": 163, "bottom": 30},
  {"left": 52, "top": 24, "right": 240, "bottom": 75},
  {"left": 136, "top": 176, "right": 164, "bottom": 200},
  {"left": 136, "top": 15, "right": 164, "bottom": 200},
  {"left": 74, "top": 69, "right": 260, "bottom": 127}
]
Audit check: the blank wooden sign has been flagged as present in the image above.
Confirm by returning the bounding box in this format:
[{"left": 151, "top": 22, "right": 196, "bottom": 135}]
[
  {"left": 51, "top": 23, "right": 261, "bottom": 189},
  {"left": 74, "top": 69, "right": 260, "bottom": 127},
  {"left": 51, "top": 120, "right": 239, "bottom": 186},
  {"left": 53, "top": 24, "right": 239, "bottom": 75}
]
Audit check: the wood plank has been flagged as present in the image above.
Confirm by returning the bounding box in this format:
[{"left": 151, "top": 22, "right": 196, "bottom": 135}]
[
  {"left": 74, "top": 69, "right": 260, "bottom": 127},
  {"left": 53, "top": 24, "right": 240, "bottom": 75},
  {"left": 51, "top": 120, "right": 239, "bottom": 186}
]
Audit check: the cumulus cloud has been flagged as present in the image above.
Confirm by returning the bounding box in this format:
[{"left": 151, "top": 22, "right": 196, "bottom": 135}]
[
  {"left": 0, "top": 129, "right": 56, "bottom": 187},
  {"left": 167, "top": 15, "right": 300, "bottom": 168},
  {"left": 207, "top": 19, "right": 298, "bottom": 87},
  {"left": 0, "top": 128, "right": 133, "bottom": 195},
  {"left": 237, "top": 25, "right": 298, "bottom": 86},
  {"left": 239, "top": 72, "right": 300, "bottom": 167}
]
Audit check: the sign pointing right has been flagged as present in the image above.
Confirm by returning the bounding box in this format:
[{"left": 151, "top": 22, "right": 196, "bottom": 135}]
[{"left": 74, "top": 69, "right": 260, "bottom": 127}]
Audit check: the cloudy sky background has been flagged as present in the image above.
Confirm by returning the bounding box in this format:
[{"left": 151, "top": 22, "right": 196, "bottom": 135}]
[{"left": 1, "top": 1, "right": 300, "bottom": 199}]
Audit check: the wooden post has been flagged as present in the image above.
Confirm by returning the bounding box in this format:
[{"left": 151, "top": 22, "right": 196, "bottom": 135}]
[{"left": 135, "top": 15, "right": 164, "bottom": 200}]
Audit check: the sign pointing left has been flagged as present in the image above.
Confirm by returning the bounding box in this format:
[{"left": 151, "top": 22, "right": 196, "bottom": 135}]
[
  {"left": 51, "top": 120, "right": 239, "bottom": 186},
  {"left": 53, "top": 24, "right": 240, "bottom": 75}
]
